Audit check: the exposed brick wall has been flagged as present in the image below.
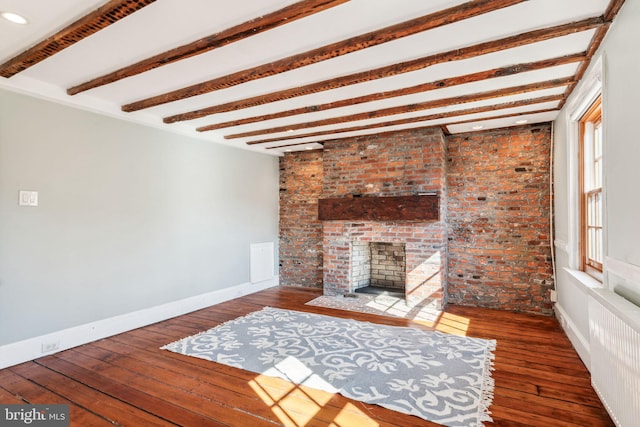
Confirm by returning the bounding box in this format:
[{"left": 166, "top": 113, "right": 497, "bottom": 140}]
[
  {"left": 278, "top": 125, "right": 554, "bottom": 315},
  {"left": 279, "top": 150, "right": 323, "bottom": 288},
  {"left": 447, "top": 124, "right": 554, "bottom": 314},
  {"left": 323, "top": 128, "right": 447, "bottom": 198}
]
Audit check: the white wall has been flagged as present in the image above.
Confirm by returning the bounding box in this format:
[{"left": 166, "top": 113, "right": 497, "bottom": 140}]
[
  {"left": 553, "top": 0, "right": 640, "bottom": 366},
  {"left": 0, "top": 88, "right": 279, "bottom": 347}
]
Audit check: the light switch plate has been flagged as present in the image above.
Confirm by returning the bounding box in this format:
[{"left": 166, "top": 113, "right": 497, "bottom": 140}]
[{"left": 19, "top": 190, "right": 38, "bottom": 206}]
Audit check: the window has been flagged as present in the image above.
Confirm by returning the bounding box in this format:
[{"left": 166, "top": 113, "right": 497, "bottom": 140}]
[{"left": 579, "top": 96, "right": 603, "bottom": 278}]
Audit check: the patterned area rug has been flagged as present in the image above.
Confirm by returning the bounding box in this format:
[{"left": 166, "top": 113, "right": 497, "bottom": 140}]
[
  {"left": 162, "top": 307, "right": 496, "bottom": 427},
  {"left": 306, "top": 294, "right": 443, "bottom": 323}
]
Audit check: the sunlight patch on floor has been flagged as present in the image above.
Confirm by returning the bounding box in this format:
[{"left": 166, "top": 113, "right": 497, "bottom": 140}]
[
  {"left": 248, "top": 356, "right": 379, "bottom": 427},
  {"left": 363, "top": 294, "right": 441, "bottom": 323},
  {"left": 331, "top": 403, "right": 380, "bottom": 426},
  {"left": 435, "top": 312, "right": 470, "bottom": 336}
]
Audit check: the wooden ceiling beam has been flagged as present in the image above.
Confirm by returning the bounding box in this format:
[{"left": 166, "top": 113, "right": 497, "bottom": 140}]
[
  {"left": 66, "top": 0, "right": 348, "bottom": 95},
  {"left": 0, "top": 0, "right": 156, "bottom": 78},
  {"left": 254, "top": 96, "right": 563, "bottom": 147},
  {"left": 560, "top": 0, "right": 625, "bottom": 108},
  {"left": 121, "top": 0, "right": 526, "bottom": 112},
  {"left": 443, "top": 108, "right": 558, "bottom": 129},
  {"left": 222, "top": 77, "right": 572, "bottom": 138},
  {"left": 165, "top": 16, "right": 603, "bottom": 123},
  {"left": 195, "top": 53, "right": 586, "bottom": 131},
  {"left": 559, "top": 26, "right": 608, "bottom": 109},
  {"left": 264, "top": 106, "right": 559, "bottom": 150},
  {"left": 604, "top": 0, "right": 627, "bottom": 21}
]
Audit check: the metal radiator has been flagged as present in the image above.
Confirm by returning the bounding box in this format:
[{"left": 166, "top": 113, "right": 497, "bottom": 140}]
[{"left": 589, "top": 289, "right": 640, "bottom": 427}]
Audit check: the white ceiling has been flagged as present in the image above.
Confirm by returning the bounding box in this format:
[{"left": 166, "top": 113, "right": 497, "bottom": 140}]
[{"left": 0, "top": 0, "right": 615, "bottom": 154}]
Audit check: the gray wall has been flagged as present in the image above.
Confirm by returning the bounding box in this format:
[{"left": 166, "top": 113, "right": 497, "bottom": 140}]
[
  {"left": 0, "top": 89, "right": 279, "bottom": 345},
  {"left": 553, "top": 0, "right": 639, "bottom": 362},
  {"left": 600, "top": 0, "right": 640, "bottom": 271}
]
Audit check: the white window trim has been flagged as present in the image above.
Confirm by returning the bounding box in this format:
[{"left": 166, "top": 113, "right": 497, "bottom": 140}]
[{"left": 564, "top": 54, "right": 605, "bottom": 278}]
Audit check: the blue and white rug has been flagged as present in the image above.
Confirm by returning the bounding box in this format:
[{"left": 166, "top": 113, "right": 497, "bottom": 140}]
[{"left": 161, "top": 307, "right": 496, "bottom": 427}]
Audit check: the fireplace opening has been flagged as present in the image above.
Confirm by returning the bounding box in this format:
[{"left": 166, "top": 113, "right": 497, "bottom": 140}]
[{"left": 350, "top": 242, "right": 406, "bottom": 297}]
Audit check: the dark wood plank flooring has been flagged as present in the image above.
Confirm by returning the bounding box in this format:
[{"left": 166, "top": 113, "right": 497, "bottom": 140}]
[{"left": 0, "top": 287, "right": 614, "bottom": 426}]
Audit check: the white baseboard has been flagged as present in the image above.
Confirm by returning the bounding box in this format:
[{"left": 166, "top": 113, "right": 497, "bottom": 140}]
[
  {"left": 0, "top": 277, "right": 278, "bottom": 369},
  {"left": 555, "top": 302, "right": 591, "bottom": 369}
]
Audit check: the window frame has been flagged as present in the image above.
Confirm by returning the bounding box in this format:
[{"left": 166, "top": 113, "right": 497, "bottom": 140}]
[
  {"left": 579, "top": 96, "right": 603, "bottom": 279},
  {"left": 562, "top": 54, "right": 605, "bottom": 284}
]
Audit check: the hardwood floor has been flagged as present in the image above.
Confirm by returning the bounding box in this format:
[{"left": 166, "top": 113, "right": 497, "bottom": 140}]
[{"left": 0, "top": 287, "right": 614, "bottom": 426}]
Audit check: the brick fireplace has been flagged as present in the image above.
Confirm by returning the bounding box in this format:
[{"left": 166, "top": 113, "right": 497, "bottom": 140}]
[
  {"left": 323, "top": 221, "right": 446, "bottom": 306},
  {"left": 320, "top": 128, "right": 448, "bottom": 308}
]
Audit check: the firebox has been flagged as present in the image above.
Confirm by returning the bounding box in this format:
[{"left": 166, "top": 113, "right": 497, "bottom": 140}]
[{"left": 351, "top": 242, "right": 406, "bottom": 295}]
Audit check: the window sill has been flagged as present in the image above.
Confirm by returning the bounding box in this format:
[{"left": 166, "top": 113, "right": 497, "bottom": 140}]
[{"left": 564, "top": 267, "right": 605, "bottom": 291}]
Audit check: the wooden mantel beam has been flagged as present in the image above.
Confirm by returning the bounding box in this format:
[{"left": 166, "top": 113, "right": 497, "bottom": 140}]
[
  {"left": 121, "top": 0, "right": 526, "bottom": 112},
  {"left": 318, "top": 195, "right": 439, "bottom": 222}
]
